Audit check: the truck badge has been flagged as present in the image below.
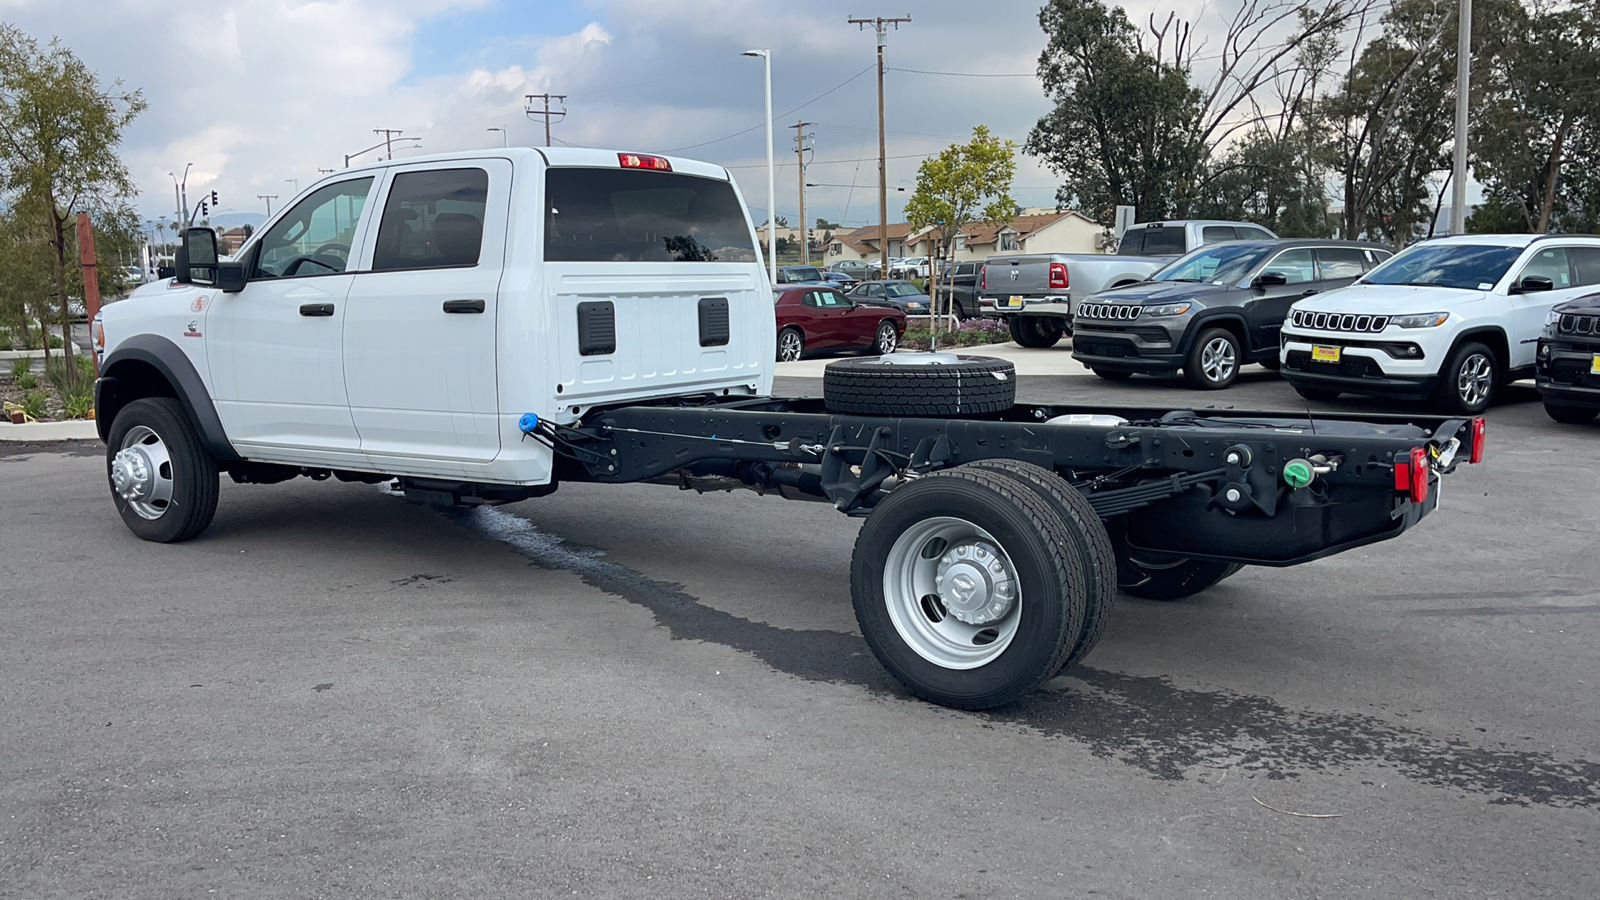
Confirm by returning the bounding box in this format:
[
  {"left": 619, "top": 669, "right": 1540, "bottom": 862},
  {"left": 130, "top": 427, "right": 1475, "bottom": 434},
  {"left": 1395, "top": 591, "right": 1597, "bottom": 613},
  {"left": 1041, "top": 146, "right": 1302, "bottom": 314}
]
[
  {"left": 1009, "top": 270, "right": 1018, "bottom": 281},
  {"left": 183, "top": 320, "right": 202, "bottom": 338}
]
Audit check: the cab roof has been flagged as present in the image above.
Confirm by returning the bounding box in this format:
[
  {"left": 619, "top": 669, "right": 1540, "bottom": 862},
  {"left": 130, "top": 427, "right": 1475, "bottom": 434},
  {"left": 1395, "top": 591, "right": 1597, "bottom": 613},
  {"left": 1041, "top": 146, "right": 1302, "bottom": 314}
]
[{"left": 328, "top": 146, "right": 731, "bottom": 184}]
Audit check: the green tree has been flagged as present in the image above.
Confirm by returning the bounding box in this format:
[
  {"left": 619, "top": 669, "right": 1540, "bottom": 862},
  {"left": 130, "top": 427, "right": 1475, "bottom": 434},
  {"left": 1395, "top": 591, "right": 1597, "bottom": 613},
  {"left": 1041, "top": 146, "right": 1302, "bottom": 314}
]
[
  {"left": 814, "top": 218, "right": 839, "bottom": 230},
  {"left": 905, "top": 125, "right": 1017, "bottom": 327},
  {"left": 0, "top": 26, "right": 144, "bottom": 359}
]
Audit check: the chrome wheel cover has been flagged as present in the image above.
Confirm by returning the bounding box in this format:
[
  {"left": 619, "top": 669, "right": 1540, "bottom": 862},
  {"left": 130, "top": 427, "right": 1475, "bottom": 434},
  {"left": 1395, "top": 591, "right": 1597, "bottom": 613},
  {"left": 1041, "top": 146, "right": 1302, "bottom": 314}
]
[
  {"left": 779, "top": 330, "right": 802, "bottom": 361},
  {"left": 882, "top": 516, "right": 1022, "bottom": 669},
  {"left": 1457, "top": 353, "right": 1493, "bottom": 407},
  {"left": 1200, "top": 336, "right": 1236, "bottom": 383},
  {"left": 111, "top": 425, "right": 174, "bottom": 520}
]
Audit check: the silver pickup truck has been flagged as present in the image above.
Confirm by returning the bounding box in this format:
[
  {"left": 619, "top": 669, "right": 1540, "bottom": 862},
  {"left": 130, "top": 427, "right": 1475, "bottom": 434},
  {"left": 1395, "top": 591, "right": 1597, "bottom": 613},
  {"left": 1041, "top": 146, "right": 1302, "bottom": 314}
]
[{"left": 984, "top": 219, "right": 1278, "bottom": 347}]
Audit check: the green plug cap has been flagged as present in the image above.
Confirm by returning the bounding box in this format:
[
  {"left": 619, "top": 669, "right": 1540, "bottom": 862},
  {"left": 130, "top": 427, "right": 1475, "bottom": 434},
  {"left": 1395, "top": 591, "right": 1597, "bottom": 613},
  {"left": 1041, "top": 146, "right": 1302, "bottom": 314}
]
[{"left": 1283, "top": 459, "right": 1314, "bottom": 489}]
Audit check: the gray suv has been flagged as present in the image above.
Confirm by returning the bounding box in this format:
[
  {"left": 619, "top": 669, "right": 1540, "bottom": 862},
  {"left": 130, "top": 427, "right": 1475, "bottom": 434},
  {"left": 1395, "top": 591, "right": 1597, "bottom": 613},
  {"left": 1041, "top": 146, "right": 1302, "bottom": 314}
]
[{"left": 1071, "top": 239, "right": 1392, "bottom": 389}]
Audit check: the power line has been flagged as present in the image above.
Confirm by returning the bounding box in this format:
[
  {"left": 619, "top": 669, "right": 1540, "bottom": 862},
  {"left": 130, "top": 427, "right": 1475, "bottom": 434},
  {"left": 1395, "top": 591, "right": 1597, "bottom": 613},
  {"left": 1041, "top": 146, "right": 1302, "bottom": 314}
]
[{"left": 663, "top": 63, "right": 876, "bottom": 154}]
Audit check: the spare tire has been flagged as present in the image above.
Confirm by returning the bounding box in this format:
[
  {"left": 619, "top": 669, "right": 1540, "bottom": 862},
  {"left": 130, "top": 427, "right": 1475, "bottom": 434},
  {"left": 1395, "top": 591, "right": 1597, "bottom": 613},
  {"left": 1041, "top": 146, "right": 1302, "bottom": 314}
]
[{"left": 823, "top": 353, "right": 1016, "bottom": 416}]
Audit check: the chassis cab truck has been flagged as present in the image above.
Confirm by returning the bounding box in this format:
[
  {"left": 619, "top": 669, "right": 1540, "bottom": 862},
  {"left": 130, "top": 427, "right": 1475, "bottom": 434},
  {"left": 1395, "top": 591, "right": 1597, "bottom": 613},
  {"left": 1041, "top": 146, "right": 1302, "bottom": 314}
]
[{"left": 95, "top": 147, "right": 1484, "bottom": 710}]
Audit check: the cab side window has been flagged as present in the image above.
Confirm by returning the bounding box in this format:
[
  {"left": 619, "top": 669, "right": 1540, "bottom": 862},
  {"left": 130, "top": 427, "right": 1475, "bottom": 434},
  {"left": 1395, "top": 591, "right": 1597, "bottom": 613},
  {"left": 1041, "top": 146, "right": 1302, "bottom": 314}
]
[
  {"left": 1565, "top": 247, "right": 1600, "bottom": 286},
  {"left": 252, "top": 178, "right": 374, "bottom": 279},
  {"left": 1201, "top": 225, "right": 1237, "bottom": 244},
  {"left": 1517, "top": 247, "right": 1574, "bottom": 288},
  {"left": 372, "top": 168, "right": 490, "bottom": 271}
]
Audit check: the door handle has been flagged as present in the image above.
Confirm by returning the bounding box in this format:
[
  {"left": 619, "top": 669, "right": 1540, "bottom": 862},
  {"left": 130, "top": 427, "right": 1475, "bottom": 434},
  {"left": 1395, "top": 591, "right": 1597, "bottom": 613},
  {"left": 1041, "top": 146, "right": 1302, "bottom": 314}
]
[
  {"left": 443, "top": 299, "right": 486, "bottom": 314},
  {"left": 299, "top": 303, "right": 335, "bottom": 317}
]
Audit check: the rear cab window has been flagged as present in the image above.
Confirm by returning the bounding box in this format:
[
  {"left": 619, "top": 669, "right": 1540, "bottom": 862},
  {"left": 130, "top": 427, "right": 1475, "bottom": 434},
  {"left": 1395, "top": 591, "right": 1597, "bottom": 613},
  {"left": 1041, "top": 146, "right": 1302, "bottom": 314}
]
[
  {"left": 372, "top": 168, "right": 489, "bottom": 270},
  {"left": 545, "top": 168, "right": 756, "bottom": 263}
]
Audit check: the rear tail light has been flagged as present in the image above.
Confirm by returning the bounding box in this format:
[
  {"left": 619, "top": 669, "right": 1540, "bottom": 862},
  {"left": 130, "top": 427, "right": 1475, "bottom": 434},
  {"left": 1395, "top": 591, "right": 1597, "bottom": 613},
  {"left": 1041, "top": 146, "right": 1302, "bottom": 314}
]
[
  {"left": 618, "top": 152, "right": 672, "bottom": 171},
  {"left": 979, "top": 265, "right": 986, "bottom": 292},
  {"left": 1049, "top": 262, "right": 1068, "bottom": 290},
  {"left": 1393, "top": 446, "right": 1429, "bottom": 503},
  {"left": 1469, "top": 417, "right": 1486, "bottom": 464}
]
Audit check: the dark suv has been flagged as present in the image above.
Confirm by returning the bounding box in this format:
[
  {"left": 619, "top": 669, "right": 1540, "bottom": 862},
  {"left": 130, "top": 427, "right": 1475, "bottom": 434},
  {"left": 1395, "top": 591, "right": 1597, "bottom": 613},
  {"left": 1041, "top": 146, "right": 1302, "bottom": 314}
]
[
  {"left": 1536, "top": 293, "right": 1600, "bottom": 424},
  {"left": 1071, "top": 239, "right": 1391, "bottom": 389}
]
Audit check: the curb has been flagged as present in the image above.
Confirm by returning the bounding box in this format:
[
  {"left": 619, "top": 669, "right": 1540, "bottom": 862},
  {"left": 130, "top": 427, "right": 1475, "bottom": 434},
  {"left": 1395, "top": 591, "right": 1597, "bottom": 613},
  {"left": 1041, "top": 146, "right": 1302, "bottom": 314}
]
[
  {"left": 0, "top": 420, "right": 100, "bottom": 441},
  {"left": 0, "top": 349, "right": 48, "bottom": 360}
]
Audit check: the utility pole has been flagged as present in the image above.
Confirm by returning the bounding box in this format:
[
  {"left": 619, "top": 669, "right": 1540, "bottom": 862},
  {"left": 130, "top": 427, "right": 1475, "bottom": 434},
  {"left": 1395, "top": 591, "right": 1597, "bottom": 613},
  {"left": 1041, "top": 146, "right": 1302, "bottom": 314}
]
[
  {"left": 1450, "top": 0, "right": 1471, "bottom": 235},
  {"left": 524, "top": 93, "right": 568, "bottom": 147},
  {"left": 373, "top": 128, "right": 404, "bottom": 161},
  {"left": 258, "top": 194, "right": 279, "bottom": 217},
  {"left": 848, "top": 14, "right": 911, "bottom": 280},
  {"left": 792, "top": 121, "right": 813, "bottom": 264}
]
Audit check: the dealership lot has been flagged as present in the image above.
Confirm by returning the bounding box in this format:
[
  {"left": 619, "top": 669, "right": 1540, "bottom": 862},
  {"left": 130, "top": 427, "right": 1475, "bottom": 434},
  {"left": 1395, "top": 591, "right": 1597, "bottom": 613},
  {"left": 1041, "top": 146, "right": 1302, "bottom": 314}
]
[{"left": 2, "top": 366, "right": 1597, "bottom": 899}]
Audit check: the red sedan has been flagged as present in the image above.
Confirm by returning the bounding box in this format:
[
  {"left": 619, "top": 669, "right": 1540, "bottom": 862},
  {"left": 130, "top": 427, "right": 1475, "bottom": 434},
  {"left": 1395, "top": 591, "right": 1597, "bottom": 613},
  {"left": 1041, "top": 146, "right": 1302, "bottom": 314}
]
[{"left": 774, "top": 286, "right": 906, "bottom": 361}]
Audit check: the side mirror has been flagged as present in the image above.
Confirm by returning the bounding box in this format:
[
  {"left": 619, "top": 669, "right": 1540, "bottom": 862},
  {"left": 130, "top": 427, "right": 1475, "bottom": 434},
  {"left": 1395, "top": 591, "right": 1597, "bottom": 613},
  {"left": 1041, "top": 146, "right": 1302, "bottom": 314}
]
[
  {"left": 217, "top": 261, "right": 247, "bottom": 293},
  {"left": 176, "top": 227, "right": 219, "bottom": 286},
  {"left": 1253, "top": 271, "right": 1288, "bottom": 288},
  {"left": 1512, "top": 275, "right": 1554, "bottom": 294}
]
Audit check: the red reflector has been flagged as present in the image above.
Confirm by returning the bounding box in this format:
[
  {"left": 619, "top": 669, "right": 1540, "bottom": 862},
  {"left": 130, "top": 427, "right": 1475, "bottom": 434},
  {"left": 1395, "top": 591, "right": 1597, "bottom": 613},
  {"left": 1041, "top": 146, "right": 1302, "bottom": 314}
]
[
  {"left": 1469, "top": 417, "right": 1486, "bottom": 464},
  {"left": 1393, "top": 446, "right": 1429, "bottom": 504},
  {"left": 980, "top": 265, "right": 986, "bottom": 292},
  {"left": 1049, "top": 262, "right": 1068, "bottom": 289},
  {"left": 618, "top": 152, "right": 672, "bottom": 171}
]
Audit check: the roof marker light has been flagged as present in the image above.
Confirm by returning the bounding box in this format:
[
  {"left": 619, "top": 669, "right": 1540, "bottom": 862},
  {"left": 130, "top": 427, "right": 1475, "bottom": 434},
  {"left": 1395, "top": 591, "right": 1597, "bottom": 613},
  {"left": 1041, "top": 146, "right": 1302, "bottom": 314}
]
[{"left": 618, "top": 153, "right": 672, "bottom": 171}]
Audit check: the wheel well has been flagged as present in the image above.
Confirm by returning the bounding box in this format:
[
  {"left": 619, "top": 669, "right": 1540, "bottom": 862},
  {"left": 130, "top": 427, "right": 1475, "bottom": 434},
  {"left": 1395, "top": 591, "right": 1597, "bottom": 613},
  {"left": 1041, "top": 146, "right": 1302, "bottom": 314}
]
[
  {"left": 1451, "top": 328, "right": 1510, "bottom": 374},
  {"left": 1190, "top": 317, "right": 1248, "bottom": 353},
  {"left": 99, "top": 358, "right": 178, "bottom": 433},
  {"left": 1110, "top": 279, "right": 1140, "bottom": 288}
]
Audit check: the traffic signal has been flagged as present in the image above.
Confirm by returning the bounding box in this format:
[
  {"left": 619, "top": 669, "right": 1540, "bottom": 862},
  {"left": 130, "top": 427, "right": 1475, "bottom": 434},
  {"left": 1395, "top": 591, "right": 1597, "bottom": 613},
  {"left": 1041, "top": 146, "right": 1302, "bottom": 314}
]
[
  {"left": 199, "top": 200, "right": 208, "bottom": 218},
  {"left": 210, "top": 190, "right": 219, "bottom": 206}
]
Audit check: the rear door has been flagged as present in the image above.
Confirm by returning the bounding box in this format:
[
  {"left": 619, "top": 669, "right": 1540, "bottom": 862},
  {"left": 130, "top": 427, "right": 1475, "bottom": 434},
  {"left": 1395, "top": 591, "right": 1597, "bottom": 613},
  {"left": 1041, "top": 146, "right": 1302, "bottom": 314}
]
[{"left": 342, "top": 160, "right": 511, "bottom": 469}]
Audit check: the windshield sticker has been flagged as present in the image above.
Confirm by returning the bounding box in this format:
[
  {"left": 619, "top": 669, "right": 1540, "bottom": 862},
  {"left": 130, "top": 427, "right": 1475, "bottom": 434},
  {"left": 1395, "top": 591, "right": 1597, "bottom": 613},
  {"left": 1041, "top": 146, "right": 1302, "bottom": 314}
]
[{"left": 1477, "top": 283, "right": 1493, "bottom": 290}]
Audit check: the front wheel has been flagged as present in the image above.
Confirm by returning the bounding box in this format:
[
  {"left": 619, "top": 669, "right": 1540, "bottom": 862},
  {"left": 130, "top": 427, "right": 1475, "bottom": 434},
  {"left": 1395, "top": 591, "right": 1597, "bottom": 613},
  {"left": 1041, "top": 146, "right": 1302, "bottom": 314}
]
[
  {"left": 851, "top": 466, "right": 1089, "bottom": 709},
  {"left": 777, "top": 327, "right": 805, "bottom": 362},
  {"left": 870, "top": 321, "right": 899, "bottom": 356},
  {"left": 106, "top": 397, "right": 219, "bottom": 543},
  {"left": 1183, "top": 327, "right": 1240, "bottom": 390},
  {"left": 1434, "top": 341, "right": 1498, "bottom": 415},
  {"left": 1545, "top": 402, "right": 1600, "bottom": 424}
]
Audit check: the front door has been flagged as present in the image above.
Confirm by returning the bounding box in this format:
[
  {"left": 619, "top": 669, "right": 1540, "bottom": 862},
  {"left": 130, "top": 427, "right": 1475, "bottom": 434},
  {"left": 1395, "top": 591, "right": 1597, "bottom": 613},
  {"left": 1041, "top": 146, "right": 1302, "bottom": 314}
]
[
  {"left": 342, "top": 160, "right": 511, "bottom": 471},
  {"left": 206, "top": 176, "right": 378, "bottom": 459},
  {"left": 1246, "top": 247, "right": 1317, "bottom": 351}
]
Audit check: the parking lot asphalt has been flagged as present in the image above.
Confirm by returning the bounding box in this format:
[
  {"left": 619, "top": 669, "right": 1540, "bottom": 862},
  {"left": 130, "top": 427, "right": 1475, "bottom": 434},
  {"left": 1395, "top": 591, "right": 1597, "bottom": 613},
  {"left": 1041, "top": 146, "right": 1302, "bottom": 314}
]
[{"left": 3, "top": 359, "right": 1598, "bottom": 899}]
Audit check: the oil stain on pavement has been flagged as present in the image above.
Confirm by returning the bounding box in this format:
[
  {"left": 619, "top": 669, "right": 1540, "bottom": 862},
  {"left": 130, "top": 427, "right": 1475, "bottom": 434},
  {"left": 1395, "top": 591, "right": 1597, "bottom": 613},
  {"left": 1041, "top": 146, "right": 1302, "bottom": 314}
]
[{"left": 464, "top": 506, "right": 1600, "bottom": 810}]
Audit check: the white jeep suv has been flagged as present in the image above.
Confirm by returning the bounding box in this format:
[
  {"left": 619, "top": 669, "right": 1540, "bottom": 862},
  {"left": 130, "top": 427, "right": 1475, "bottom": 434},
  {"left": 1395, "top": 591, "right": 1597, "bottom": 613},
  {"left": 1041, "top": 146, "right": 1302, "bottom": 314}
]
[{"left": 1280, "top": 234, "right": 1600, "bottom": 414}]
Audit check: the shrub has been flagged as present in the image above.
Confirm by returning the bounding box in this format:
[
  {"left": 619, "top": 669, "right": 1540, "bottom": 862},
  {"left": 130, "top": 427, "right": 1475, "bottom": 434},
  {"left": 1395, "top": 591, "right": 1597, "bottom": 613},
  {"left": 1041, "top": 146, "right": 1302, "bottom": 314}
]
[
  {"left": 0, "top": 330, "right": 11, "bottom": 351},
  {"left": 20, "top": 390, "right": 47, "bottom": 420},
  {"left": 10, "top": 357, "right": 30, "bottom": 380},
  {"left": 17, "top": 372, "right": 37, "bottom": 390},
  {"left": 62, "top": 391, "right": 93, "bottom": 419}
]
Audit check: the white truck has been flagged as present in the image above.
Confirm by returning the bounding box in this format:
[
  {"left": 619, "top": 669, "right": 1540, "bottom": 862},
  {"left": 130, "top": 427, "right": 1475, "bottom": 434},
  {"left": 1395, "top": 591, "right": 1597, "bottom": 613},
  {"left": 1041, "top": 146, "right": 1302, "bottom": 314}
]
[
  {"left": 985, "top": 220, "right": 1278, "bottom": 348},
  {"left": 1282, "top": 234, "right": 1600, "bottom": 414},
  {"left": 94, "top": 147, "right": 1483, "bottom": 710}
]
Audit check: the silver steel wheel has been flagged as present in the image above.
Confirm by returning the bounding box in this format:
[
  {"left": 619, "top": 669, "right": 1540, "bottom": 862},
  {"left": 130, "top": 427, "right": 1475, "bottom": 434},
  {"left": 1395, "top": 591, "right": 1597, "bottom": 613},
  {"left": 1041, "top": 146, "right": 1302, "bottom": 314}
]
[
  {"left": 1457, "top": 352, "right": 1493, "bottom": 407},
  {"left": 882, "top": 516, "right": 1022, "bottom": 669},
  {"left": 875, "top": 323, "right": 898, "bottom": 355},
  {"left": 778, "top": 329, "right": 803, "bottom": 362},
  {"left": 1200, "top": 336, "right": 1237, "bottom": 384},
  {"left": 110, "top": 424, "right": 175, "bottom": 521}
]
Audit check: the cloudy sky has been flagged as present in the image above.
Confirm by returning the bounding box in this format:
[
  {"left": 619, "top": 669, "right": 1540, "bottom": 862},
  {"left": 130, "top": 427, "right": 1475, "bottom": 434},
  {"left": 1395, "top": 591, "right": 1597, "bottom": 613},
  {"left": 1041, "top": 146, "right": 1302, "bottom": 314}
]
[{"left": 14, "top": 0, "right": 1281, "bottom": 231}]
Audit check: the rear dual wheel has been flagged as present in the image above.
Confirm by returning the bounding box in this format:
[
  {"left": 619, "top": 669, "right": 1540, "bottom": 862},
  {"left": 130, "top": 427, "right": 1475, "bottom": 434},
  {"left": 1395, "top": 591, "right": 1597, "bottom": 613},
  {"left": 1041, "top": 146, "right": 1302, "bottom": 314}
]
[{"left": 851, "top": 463, "right": 1112, "bottom": 709}]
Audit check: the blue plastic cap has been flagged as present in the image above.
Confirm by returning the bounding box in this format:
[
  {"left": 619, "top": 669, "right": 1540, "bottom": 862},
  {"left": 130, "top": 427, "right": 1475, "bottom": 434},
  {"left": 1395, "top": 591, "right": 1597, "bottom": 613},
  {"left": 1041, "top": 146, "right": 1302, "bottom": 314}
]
[{"left": 518, "top": 413, "right": 540, "bottom": 434}]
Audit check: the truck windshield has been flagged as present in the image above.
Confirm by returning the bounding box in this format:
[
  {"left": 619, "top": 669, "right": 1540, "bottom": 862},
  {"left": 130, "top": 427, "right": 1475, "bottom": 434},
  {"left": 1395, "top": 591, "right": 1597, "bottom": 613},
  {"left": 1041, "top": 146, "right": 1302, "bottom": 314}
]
[
  {"left": 1360, "top": 243, "right": 1523, "bottom": 290},
  {"left": 1152, "top": 244, "right": 1270, "bottom": 285},
  {"left": 545, "top": 168, "right": 757, "bottom": 263}
]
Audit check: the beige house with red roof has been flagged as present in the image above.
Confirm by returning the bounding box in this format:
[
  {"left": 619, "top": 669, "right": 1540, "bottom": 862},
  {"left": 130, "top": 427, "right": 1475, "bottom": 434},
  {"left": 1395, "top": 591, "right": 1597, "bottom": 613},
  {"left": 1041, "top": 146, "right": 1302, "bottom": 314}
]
[{"left": 904, "top": 211, "right": 1108, "bottom": 263}]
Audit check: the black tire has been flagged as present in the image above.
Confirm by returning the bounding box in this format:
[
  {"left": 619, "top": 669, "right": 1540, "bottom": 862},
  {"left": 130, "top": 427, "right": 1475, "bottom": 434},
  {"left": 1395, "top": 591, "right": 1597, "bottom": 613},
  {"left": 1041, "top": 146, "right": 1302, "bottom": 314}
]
[
  {"left": 1009, "top": 315, "right": 1064, "bottom": 348},
  {"left": 1117, "top": 552, "right": 1242, "bottom": 602},
  {"left": 851, "top": 466, "right": 1088, "bottom": 709},
  {"left": 1434, "top": 341, "right": 1498, "bottom": 415},
  {"left": 1092, "top": 368, "right": 1133, "bottom": 381},
  {"left": 105, "top": 397, "right": 219, "bottom": 543},
  {"left": 1545, "top": 402, "right": 1600, "bottom": 424},
  {"left": 1293, "top": 384, "right": 1340, "bottom": 401},
  {"left": 1183, "top": 327, "right": 1241, "bottom": 390},
  {"left": 777, "top": 327, "right": 804, "bottom": 362},
  {"left": 964, "top": 460, "right": 1115, "bottom": 673},
  {"left": 823, "top": 355, "right": 1015, "bottom": 416}
]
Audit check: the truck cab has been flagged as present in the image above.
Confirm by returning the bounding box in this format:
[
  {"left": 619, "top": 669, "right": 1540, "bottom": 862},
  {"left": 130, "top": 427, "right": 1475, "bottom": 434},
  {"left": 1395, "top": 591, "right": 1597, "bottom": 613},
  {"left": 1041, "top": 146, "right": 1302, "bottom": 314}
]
[{"left": 96, "top": 147, "right": 774, "bottom": 489}]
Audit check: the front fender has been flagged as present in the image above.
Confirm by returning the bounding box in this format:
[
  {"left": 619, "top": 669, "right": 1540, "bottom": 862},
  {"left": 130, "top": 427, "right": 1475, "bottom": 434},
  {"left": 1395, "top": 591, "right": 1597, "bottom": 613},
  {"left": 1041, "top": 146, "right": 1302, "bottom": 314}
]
[{"left": 97, "top": 334, "right": 239, "bottom": 461}]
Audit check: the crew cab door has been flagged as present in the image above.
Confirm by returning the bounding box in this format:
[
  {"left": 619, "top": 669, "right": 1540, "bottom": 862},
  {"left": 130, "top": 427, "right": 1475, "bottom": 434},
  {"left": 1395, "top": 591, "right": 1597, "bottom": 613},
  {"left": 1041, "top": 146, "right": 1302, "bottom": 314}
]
[
  {"left": 342, "top": 160, "right": 511, "bottom": 471},
  {"left": 206, "top": 176, "right": 377, "bottom": 460}
]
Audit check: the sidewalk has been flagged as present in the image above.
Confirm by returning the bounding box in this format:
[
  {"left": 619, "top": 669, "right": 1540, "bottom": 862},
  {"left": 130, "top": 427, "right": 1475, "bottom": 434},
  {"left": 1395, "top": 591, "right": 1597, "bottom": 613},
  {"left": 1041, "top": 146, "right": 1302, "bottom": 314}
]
[{"left": 0, "top": 420, "right": 99, "bottom": 441}]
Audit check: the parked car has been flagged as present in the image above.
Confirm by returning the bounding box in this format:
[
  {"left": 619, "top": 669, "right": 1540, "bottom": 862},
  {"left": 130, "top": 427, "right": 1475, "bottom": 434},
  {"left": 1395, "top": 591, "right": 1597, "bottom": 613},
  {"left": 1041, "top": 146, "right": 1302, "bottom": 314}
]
[
  {"left": 1282, "top": 234, "right": 1600, "bottom": 414},
  {"left": 774, "top": 285, "right": 906, "bottom": 361},
  {"left": 930, "top": 261, "right": 982, "bottom": 319},
  {"left": 986, "top": 219, "right": 1280, "bottom": 348},
  {"left": 892, "top": 256, "right": 930, "bottom": 279},
  {"left": 829, "top": 260, "right": 876, "bottom": 281},
  {"left": 775, "top": 265, "right": 827, "bottom": 284},
  {"left": 1071, "top": 239, "right": 1391, "bottom": 389},
  {"left": 821, "top": 271, "right": 858, "bottom": 290},
  {"left": 1536, "top": 292, "right": 1600, "bottom": 423},
  {"left": 849, "top": 280, "right": 930, "bottom": 315}
]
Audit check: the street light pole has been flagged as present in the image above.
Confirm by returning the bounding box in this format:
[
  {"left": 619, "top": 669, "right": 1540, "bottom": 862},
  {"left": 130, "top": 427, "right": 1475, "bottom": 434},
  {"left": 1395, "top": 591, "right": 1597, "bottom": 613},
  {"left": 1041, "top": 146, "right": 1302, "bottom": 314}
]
[
  {"left": 487, "top": 126, "right": 508, "bottom": 147},
  {"left": 1450, "top": 0, "right": 1472, "bottom": 235},
  {"left": 743, "top": 49, "right": 775, "bottom": 286},
  {"left": 178, "top": 162, "right": 193, "bottom": 224}
]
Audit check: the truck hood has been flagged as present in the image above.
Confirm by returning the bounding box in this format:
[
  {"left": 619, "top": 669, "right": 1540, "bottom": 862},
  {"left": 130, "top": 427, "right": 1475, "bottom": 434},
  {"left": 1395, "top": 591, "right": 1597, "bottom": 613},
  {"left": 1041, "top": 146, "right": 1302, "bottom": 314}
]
[
  {"left": 1090, "top": 281, "right": 1233, "bottom": 304},
  {"left": 1293, "top": 282, "right": 1488, "bottom": 315}
]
